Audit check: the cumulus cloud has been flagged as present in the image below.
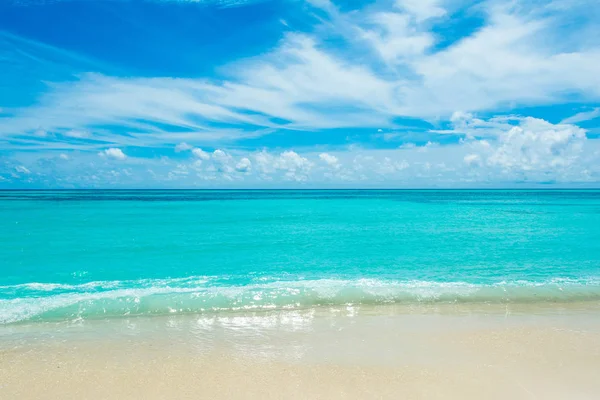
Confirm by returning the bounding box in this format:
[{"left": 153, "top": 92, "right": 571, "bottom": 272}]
[
  {"left": 443, "top": 116, "right": 595, "bottom": 182},
  {"left": 1, "top": 0, "right": 600, "bottom": 187},
  {"left": 209, "top": 149, "right": 234, "bottom": 174},
  {"left": 99, "top": 148, "right": 127, "bottom": 160},
  {"left": 2, "top": 115, "right": 598, "bottom": 187},
  {"left": 276, "top": 151, "right": 312, "bottom": 170},
  {"left": 274, "top": 151, "right": 313, "bottom": 181},
  {"left": 319, "top": 153, "right": 340, "bottom": 168},
  {"left": 484, "top": 118, "right": 586, "bottom": 172},
  {"left": 192, "top": 148, "right": 210, "bottom": 160},
  {"left": 463, "top": 154, "right": 481, "bottom": 166},
  {"left": 252, "top": 150, "right": 313, "bottom": 181},
  {"left": 235, "top": 157, "right": 252, "bottom": 173},
  {"left": 377, "top": 157, "right": 409, "bottom": 174},
  {"left": 175, "top": 142, "right": 193, "bottom": 152},
  {"left": 212, "top": 149, "right": 230, "bottom": 162}
]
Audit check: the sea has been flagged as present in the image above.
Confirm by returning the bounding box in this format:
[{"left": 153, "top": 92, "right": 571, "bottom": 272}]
[{"left": 1, "top": 189, "right": 600, "bottom": 325}]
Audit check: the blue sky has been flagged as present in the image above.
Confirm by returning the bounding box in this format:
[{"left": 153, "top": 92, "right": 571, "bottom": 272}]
[{"left": 1, "top": 0, "right": 600, "bottom": 188}]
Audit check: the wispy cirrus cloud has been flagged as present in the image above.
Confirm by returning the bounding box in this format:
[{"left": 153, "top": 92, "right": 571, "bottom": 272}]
[
  {"left": 561, "top": 108, "right": 600, "bottom": 124},
  {"left": 2, "top": 0, "right": 600, "bottom": 187},
  {"left": 3, "top": 0, "right": 600, "bottom": 148}
]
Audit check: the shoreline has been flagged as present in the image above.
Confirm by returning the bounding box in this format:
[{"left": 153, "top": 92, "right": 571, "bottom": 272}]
[
  {"left": 2, "top": 302, "right": 600, "bottom": 399},
  {"left": 4, "top": 289, "right": 600, "bottom": 326}
]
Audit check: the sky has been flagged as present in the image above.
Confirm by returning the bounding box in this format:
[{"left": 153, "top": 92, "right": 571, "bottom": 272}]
[{"left": 1, "top": 0, "right": 599, "bottom": 188}]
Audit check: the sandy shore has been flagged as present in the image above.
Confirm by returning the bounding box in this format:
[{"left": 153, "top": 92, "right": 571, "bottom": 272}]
[{"left": 2, "top": 303, "right": 600, "bottom": 399}]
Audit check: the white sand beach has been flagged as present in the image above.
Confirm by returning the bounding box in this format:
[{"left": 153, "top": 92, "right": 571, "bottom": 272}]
[{"left": 2, "top": 303, "right": 600, "bottom": 399}]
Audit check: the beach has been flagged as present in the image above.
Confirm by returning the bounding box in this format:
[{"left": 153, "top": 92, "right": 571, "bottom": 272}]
[
  {"left": 2, "top": 190, "right": 600, "bottom": 398},
  {"left": 3, "top": 0, "right": 600, "bottom": 393},
  {"left": 3, "top": 303, "right": 600, "bottom": 399}
]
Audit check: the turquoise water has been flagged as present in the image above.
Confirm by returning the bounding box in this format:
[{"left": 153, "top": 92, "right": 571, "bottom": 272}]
[{"left": 1, "top": 190, "right": 600, "bottom": 324}]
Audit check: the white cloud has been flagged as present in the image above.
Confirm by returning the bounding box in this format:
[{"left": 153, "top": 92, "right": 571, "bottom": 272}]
[
  {"left": 2, "top": 0, "right": 600, "bottom": 146},
  {"left": 210, "top": 149, "right": 234, "bottom": 173},
  {"left": 484, "top": 118, "right": 586, "bottom": 172},
  {"left": 395, "top": 0, "right": 446, "bottom": 22},
  {"left": 1, "top": 0, "right": 600, "bottom": 188},
  {"left": 561, "top": 108, "right": 600, "bottom": 124},
  {"left": 212, "top": 149, "right": 230, "bottom": 162},
  {"left": 192, "top": 147, "right": 210, "bottom": 160},
  {"left": 253, "top": 150, "right": 314, "bottom": 181},
  {"left": 2, "top": 115, "right": 599, "bottom": 187},
  {"left": 275, "top": 151, "right": 312, "bottom": 171},
  {"left": 463, "top": 154, "right": 481, "bottom": 166},
  {"left": 175, "top": 142, "right": 193, "bottom": 152},
  {"left": 235, "top": 157, "right": 252, "bottom": 173},
  {"left": 99, "top": 148, "right": 127, "bottom": 160},
  {"left": 63, "top": 129, "right": 90, "bottom": 138},
  {"left": 377, "top": 157, "right": 409, "bottom": 174},
  {"left": 360, "top": 12, "right": 434, "bottom": 65},
  {"left": 15, "top": 165, "right": 31, "bottom": 174},
  {"left": 319, "top": 152, "right": 340, "bottom": 168},
  {"left": 407, "top": 9, "right": 600, "bottom": 115},
  {"left": 254, "top": 151, "right": 274, "bottom": 174},
  {"left": 59, "top": 153, "right": 69, "bottom": 160}
]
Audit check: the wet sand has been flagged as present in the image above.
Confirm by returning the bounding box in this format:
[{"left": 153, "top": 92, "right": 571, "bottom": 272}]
[{"left": 2, "top": 303, "right": 600, "bottom": 399}]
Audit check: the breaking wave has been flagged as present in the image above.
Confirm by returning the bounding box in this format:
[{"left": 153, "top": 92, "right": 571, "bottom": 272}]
[{"left": 2, "top": 276, "right": 600, "bottom": 324}]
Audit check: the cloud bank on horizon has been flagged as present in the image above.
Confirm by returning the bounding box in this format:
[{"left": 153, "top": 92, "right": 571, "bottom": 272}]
[{"left": 0, "top": 0, "right": 599, "bottom": 188}]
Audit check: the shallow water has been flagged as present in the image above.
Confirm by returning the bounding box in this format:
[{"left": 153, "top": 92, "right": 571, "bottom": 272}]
[{"left": 2, "top": 189, "right": 600, "bottom": 324}]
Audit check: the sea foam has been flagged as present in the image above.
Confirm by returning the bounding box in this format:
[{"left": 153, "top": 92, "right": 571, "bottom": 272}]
[{"left": 2, "top": 277, "right": 599, "bottom": 324}]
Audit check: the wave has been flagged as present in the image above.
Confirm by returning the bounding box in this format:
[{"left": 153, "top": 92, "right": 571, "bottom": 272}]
[
  {"left": 0, "top": 276, "right": 212, "bottom": 292},
  {"left": 2, "top": 277, "right": 600, "bottom": 324}
]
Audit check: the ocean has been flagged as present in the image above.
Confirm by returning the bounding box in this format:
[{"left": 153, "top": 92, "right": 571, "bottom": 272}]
[{"left": 2, "top": 189, "right": 600, "bottom": 325}]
